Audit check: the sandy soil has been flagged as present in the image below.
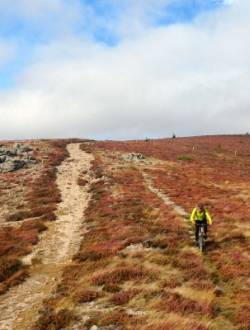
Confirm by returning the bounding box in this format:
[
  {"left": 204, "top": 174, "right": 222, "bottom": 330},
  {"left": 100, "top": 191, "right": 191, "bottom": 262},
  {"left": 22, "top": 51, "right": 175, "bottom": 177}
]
[{"left": 0, "top": 143, "right": 93, "bottom": 330}]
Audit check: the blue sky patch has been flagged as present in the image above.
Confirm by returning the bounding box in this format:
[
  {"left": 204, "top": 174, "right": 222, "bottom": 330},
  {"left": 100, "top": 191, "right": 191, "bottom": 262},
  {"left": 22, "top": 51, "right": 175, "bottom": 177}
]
[
  {"left": 0, "top": 0, "right": 227, "bottom": 90},
  {"left": 157, "top": 0, "right": 223, "bottom": 25}
]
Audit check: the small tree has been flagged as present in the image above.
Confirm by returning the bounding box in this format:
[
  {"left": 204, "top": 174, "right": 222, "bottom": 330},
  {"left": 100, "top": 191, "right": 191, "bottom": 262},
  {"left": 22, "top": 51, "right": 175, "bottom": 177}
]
[{"left": 172, "top": 133, "right": 176, "bottom": 139}]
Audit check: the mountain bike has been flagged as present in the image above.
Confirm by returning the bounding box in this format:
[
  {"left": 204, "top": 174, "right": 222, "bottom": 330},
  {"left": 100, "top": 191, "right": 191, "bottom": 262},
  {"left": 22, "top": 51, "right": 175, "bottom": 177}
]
[{"left": 197, "top": 223, "right": 206, "bottom": 252}]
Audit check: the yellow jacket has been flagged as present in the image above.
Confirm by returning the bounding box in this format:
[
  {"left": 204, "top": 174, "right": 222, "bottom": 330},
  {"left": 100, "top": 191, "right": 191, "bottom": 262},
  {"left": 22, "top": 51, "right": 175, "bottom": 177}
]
[{"left": 190, "top": 208, "right": 212, "bottom": 225}]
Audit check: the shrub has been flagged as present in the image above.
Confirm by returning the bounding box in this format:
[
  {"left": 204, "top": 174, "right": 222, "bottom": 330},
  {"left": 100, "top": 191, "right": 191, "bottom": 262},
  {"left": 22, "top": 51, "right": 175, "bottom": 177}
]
[
  {"left": 92, "top": 266, "right": 145, "bottom": 286},
  {"left": 0, "top": 258, "right": 22, "bottom": 282},
  {"left": 160, "top": 277, "right": 182, "bottom": 289},
  {"left": 6, "top": 211, "right": 32, "bottom": 222},
  {"left": 236, "top": 305, "right": 250, "bottom": 329},
  {"left": 98, "top": 310, "right": 131, "bottom": 327},
  {"left": 75, "top": 289, "right": 100, "bottom": 303},
  {"left": 20, "top": 220, "right": 47, "bottom": 233},
  {"left": 85, "top": 310, "right": 137, "bottom": 328},
  {"left": 157, "top": 292, "right": 214, "bottom": 316},
  {"left": 214, "top": 144, "right": 223, "bottom": 153},
  {"left": 145, "top": 323, "right": 173, "bottom": 330},
  {"left": 148, "top": 236, "right": 178, "bottom": 250},
  {"left": 77, "top": 177, "right": 88, "bottom": 186},
  {"left": 32, "top": 308, "right": 77, "bottom": 330},
  {"left": 172, "top": 254, "right": 209, "bottom": 281},
  {"left": 76, "top": 243, "right": 122, "bottom": 261},
  {"left": 189, "top": 280, "right": 214, "bottom": 290},
  {"left": 16, "top": 230, "right": 39, "bottom": 245},
  {"left": 188, "top": 323, "right": 209, "bottom": 330},
  {"left": 177, "top": 154, "right": 192, "bottom": 161},
  {"left": 110, "top": 289, "right": 140, "bottom": 305},
  {"left": 103, "top": 283, "right": 121, "bottom": 293},
  {"left": 4, "top": 268, "right": 28, "bottom": 287}
]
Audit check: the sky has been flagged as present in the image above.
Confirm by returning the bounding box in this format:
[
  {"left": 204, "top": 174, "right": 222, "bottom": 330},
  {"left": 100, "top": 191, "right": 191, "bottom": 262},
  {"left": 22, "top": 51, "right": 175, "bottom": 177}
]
[{"left": 0, "top": 0, "right": 249, "bottom": 140}]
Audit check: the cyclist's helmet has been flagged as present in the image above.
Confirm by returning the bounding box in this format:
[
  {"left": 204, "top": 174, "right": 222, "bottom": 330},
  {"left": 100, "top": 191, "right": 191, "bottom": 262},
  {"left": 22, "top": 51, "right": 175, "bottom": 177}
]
[{"left": 197, "top": 202, "right": 205, "bottom": 210}]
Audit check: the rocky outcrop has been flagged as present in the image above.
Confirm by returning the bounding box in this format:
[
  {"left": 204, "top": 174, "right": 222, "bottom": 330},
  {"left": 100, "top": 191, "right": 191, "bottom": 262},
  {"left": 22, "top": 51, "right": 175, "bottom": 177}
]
[
  {"left": 122, "top": 153, "right": 146, "bottom": 162},
  {"left": 0, "top": 144, "right": 38, "bottom": 173}
]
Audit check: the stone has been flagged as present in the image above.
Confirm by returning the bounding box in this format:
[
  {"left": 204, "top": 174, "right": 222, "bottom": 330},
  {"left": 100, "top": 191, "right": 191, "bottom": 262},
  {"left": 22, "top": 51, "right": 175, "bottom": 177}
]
[
  {"left": 6, "top": 149, "right": 17, "bottom": 157},
  {"left": 90, "top": 326, "right": 98, "bottom": 330},
  {"left": 0, "top": 155, "right": 6, "bottom": 163},
  {"left": 12, "top": 160, "right": 26, "bottom": 171},
  {"left": 18, "top": 144, "right": 33, "bottom": 153},
  {"left": 142, "top": 239, "right": 154, "bottom": 248},
  {"left": 0, "top": 160, "right": 26, "bottom": 172},
  {"left": 0, "top": 144, "right": 37, "bottom": 172},
  {"left": 122, "top": 153, "right": 146, "bottom": 162},
  {"left": 0, "top": 147, "right": 7, "bottom": 155},
  {"left": 214, "top": 286, "right": 224, "bottom": 296}
]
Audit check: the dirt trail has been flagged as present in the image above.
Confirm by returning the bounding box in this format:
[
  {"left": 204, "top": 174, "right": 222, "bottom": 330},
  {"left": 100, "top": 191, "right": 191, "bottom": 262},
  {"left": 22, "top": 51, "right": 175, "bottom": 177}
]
[
  {"left": 0, "top": 143, "right": 93, "bottom": 330},
  {"left": 141, "top": 171, "right": 195, "bottom": 237}
]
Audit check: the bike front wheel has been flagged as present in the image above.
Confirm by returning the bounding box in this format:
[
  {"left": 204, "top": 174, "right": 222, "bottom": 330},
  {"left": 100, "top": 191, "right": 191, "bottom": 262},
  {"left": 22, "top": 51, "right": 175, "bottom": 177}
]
[{"left": 198, "top": 234, "right": 205, "bottom": 252}]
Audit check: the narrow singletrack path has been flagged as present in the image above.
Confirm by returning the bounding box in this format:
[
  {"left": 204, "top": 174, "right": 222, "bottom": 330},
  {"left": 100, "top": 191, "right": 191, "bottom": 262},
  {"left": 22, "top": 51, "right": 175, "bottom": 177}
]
[
  {"left": 142, "top": 171, "right": 195, "bottom": 238},
  {"left": 0, "top": 143, "right": 93, "bottom": 330},
  {"left": 141, "top": 169, "right": 236, "bottom": 330}
]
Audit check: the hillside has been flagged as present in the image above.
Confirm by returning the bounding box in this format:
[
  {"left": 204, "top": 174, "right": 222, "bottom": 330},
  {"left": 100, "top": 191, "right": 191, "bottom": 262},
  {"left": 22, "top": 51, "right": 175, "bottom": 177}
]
[{"left": 0, "top": 136, "right": 249, "bottom": 330}]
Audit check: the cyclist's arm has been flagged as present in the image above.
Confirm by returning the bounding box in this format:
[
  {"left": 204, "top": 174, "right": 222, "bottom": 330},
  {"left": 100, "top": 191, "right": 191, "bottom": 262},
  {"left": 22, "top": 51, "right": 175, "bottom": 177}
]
[
  {"left": 206, "top": 211, "right": 212, "bottom": 225},
  {"left": 190, "top": 208, "right": 197, "bottom": 224}
]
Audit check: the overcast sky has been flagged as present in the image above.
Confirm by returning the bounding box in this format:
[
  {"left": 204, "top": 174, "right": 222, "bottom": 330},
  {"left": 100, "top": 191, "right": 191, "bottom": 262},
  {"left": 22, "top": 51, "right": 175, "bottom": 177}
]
[{"left": 0, "top": 0, "right": 249, "bottom": 140}]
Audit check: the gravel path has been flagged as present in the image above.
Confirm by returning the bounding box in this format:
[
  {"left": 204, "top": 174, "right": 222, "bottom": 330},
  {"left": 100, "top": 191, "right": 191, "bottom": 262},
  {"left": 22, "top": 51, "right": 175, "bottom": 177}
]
[{"left": 0, "top": 143, "right": 93, "bottom": 330}]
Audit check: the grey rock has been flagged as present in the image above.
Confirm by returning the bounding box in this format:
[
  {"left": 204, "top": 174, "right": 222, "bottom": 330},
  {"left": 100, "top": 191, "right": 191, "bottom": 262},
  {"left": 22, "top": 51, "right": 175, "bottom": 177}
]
[
  {"left": 0, "top": 144, "right": 37, "bottom": 172},
  {"left": 123, "top": 153, "right": 146, "bottom": 162},
  {"left": 0, "top": 155, "right": 6, "bottom": 163},
  {"left": 0, "top": 147, "right": 7, "bottom": 155},
  {"left": 0, "top": 160, "right": 26, "bottom": 172},
  {"left": 18, "top": 144, "right": 33, "bottom": 153},
  {"left": 6, "top": 149, "right": 17, "bottom": 157},
  {"left": 27, "top": 155, "right": 37, "bottom": 161},
  {"left": 12, "top": 160, "right": 26, "bottom": 171},
  {"left": 142, "top": 239, "right": 154, "bottom": 248}
]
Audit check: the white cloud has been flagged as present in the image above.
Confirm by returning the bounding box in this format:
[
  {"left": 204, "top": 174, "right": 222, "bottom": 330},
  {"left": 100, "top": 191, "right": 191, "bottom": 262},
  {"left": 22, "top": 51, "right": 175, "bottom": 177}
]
[{"left": 0, "top": 0, "right": 250, "bottom": 139}]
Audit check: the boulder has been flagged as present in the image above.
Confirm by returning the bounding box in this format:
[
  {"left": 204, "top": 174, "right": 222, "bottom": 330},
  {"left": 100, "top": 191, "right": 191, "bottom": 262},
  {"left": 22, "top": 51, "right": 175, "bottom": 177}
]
[
  {"left": 0, "top": 155, "right": 6, "bottom": 163},
  {"left": 12, "top": 160, "right": 26, "bottom": 171},
  {"left": 0, "top": 159, "right": 26, "bottom": 172},
  {"left": 0, "top": 144, "right": 37, "bottom": 172},
  {"left": 0, "top": 147, "right": 7, "bottom": 155},
  {"left": 17, "top": 144, "right": 33, "bottom": 153},
  {"left": 122, "top": 153, "right": 146, "bottom": 162},
  {"left": 6, "top": 149, "right": 17, "bottom": 157}
]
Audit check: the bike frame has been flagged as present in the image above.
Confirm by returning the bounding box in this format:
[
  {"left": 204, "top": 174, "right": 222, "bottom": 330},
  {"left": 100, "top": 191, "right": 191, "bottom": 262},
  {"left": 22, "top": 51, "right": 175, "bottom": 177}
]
[{"left": 197, "top": 223, "right": 205, "bottom": 252}]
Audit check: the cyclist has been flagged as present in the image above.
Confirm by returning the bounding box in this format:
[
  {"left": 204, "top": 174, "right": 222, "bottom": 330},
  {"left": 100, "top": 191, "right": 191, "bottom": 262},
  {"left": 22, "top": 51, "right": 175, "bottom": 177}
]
[{"left": 190, "top": 203, "right": 212, "bottom": 242}]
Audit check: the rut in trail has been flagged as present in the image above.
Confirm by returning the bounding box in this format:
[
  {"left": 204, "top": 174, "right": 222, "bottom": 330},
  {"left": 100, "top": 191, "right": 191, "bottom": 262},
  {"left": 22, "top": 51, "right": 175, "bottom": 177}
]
[{"left": 0, "top": 143, "right": 93, "bottom": 330}]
